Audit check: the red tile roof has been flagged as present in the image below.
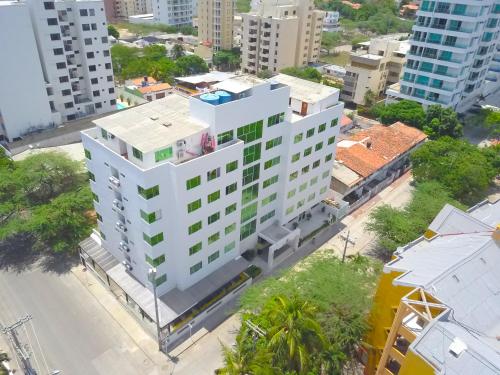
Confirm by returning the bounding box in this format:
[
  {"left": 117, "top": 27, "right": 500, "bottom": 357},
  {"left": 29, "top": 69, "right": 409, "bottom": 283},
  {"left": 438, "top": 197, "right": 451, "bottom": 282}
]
[
  {"left": 137, "top": 83, "right": 172, "bottom": 94},
  {"left": 341, "top": 115, "right": 353, "bottom": 128},
  {"left": 335, "top": 122, "right": 427, "bottom": 178},
  {"left": 131, "top": 76, "right": 157, "bottom": 86}
]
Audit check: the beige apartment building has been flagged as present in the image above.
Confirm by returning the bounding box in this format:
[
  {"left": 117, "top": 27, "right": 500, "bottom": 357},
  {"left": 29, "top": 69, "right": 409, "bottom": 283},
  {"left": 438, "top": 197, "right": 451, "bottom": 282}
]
[
  {"left": 103, "top": 0, "right": 152, "bottom": 21},
  {"left": 241, "top": 0, "right": 324, "bottom": 74},
  {"left": 198, "top": 0, "right": 234, "bottom": 51},
  {"left": 340, "top": 37, "right": 409, "bottom": 105}
]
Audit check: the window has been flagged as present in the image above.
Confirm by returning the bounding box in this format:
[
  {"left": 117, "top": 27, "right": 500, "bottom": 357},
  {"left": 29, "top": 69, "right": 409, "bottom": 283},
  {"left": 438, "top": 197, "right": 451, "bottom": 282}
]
[
  {"left": 328, "top": 136, "right": 336, "bottom": 145},
  {"left": 103, "top": 50, "right": 110, "bottom": 57},
  {"left": 143, "top": 232, "right": 164, "bottom": 246},
  {"left": 91, "top": 78, "right": 98, "bottom": 84},
  {"left": 138, "top": 185, "right": 159, "bottom": 199},
  {"left": 242, "top": 183, "right": 259, "bottom": 205},
  {"left": 320, "top": 186, "right": 327, "bottom": 194},
  {"left": 241, "top": 202, "right": 257, "bottom": 223},
  {"left": 59, "top": 76, "right": 69, "bottom": 83},
  {"left": 82, "top": 24, "right": 90, "bottom": 31},
  {"left": 89, "top": 65, "right": 96, "bottom": 72},
  {"left": 53, "top": 48, "right": 63, "bottom": 55},
  {"left": 297, "top": 199, "right": 305, "bottom": 209},
  {"left": 237, "top": 120, "right": 263, "bottom": 143},
  {"left": 146, "top": 254, "right": 165, "bottom": 267},
  {"left": 188, "top": 221, "right": 202, "bottom": 235},
  {"left": 44, "top": 2, "right": 55, "bottom": 9},
  {"left": 84, "top": 149, "right": 91, "bottom": 159},
  {"left": 264, "top": 156, "right": 280, "bottom": 170},
  {"left": 225, "top": 223, "right": 236, "bottom": 235},
  {"left": 91, "top": 23, "right": 97, "bottom": 30},
  {"left": 208, "top": 212, "right": 220, "bottom": 225},
  {"left": 187, "top": 198, "right": 201, "bottom": 213},
  {"left": 84, "top": 38, "right": 92, "bottom": 45},
  {"left": 265, "top": 136, "right": 282, "bottom": 150},
  {"left": 96, "top": 212, "right": 102, "bottom": 222},
  {"left": 323, "top": 170, "right": 330, "bottom": 179},
  {"left": 240, "top": 219, "right": 256, "bottom": 240},
  {"left": 154, "top": 274, "right": 167, "bottom": 286},
  {"left": 306, "top": 128, "right": 315, "bottom": 138},
  {"left": 242, "top": 164, "right": 260, "bottom": 185},
  {"left": 101, "top": 36, "right": 108, "bottom": 43},
  {"left": 217, "top": 130, "right": 233, "bottom": 145},
  {"left": 61, "top": 89, "right": 70, "bottom": 96},
  {"left": 262, "top": 192, "right": 277, "bottom": 206},
  {"left": 79, "top": 9, "right": 88, "bottom": 16},
  {"left": 140, "top": 210, "right": 158, "bottom": 223},
  {"left": 92, "top": 192, "right": 99, "bottom": 202},
  {"left": 208, "top": 190, "right": 220, "bottom": 203},
  {"left": 243, "top": 143, "right": 261, "bottom": 165},
  {"left": 189, "top": 242, "right": 202, "bottom": 255},
  {"left": 308, "top": 192, "right": 316, "bottom": 202},
  {"left": 88, "top": 171, "right": 95, "bottom": 181},
  {"left": 287, "top": 189, "right": 296, "bottom": 199},
  {"left": 190, "top": 261, "right": 202, "bottom": 274},
  {"left": 267, "top": 112, "right": 285, "bottom": 127},
  {"left": 289, "top": 171, "right": 298, "bottom": 181},
  {"left": 155, "top": 146, "right": 173, "bottom": 162},
  {"left": 50, "top": 33, "right": 61, "bottom": 41},
  {"left": 107, "top": 75, "right": 113, "bottom": 82},
  {"left": 286, "top": 206, "right": 294, "bottom": 215},
  {"left": 294, "top": 133, "right": 303, "bottom": 143},
  {"left": 89, "top": 8, "right": 95, "bottom": 15},
  {"left": 315, "top": 142, "right": 323, "bottom": 151},
  {"left": 318, "top": 123, "right": 326, "bottom": 133},
  {"left": 206, "top": 167, "right": 221, "bottom": 181},
  {"left": 208, "top": 251, "right": 220, "bottom": 263},
  {"left": 225, "top": 241, "right": 236, "bottom": 253},
  {"left": 86, "top": 52, "right": 94, "bottom": 59},
  {"left": 105, "top": 62, "right": 111, "bottom": 69},
  {"left": 263, "top": 175, "right": 278, "bottom": 188},
  {"left": 225, "top": 203, "right": 237, "bottom": 215},
  {"left": 291, "top": 153, "right": 300, "bottom": 163},
  {"left": 302, "top": 165, "right": 310, "bottom": 174},
  {"left": 208, "top": 232, "right": 220, "bottom": 244},
  {"left": 310, "top": 177, "right": 318, "bottom": 186},
  {"left": 47, "top": 18, "right": 58, "bottom": 25},
  {"left": 132, "top": 147, "right": 143, "bottom": 160},
  {"left": 226, "top": 160, "right": 238, "bottom": 173},
  {"left": 95, "top": 102, "right": 102, "bottom": 109},
  {"left": 325, "top": 154, "right": 333, "bottom": 162},
  {"left": 260, "top": 210, "right": 275, "bottom": 223},
  {"left": 99, "top": 230, "right": 106, "bottom": 240},
  {"left": 331, "top": 118, "right": 338, "bottom": 127},
  {"left": 92, "top": 90, "right": 100, "bottom": 97},
  {"left": 186, "top": 176, "right": 201, "bottom": 190},
  {"left": 313, "top": 160, "right": 320, "bottom": 169},
  {"left": 304, "top": 147, "right": 312, "bottom": 157},
  {"left": 299, "top": 182, "right": 307, "bottom": 192},
  {"left": 64, "top": 102, "right": 73, "bottom": 109}
]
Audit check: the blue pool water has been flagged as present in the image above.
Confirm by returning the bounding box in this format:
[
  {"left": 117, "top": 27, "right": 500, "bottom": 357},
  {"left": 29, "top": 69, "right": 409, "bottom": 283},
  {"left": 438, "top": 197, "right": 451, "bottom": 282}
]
[{"left": 116, "top": 102, "right": 126, "bottom": 110}]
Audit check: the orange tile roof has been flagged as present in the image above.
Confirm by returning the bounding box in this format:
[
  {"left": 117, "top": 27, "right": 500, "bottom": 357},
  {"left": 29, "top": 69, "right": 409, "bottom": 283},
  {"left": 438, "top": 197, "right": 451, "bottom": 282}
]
[
  {"left": 404, "top": 3, "right": 419, "bottom": 9},
  {"left": 335, "top": 122, "right": 427, "bottom": 178},
  {"left": 131, "top": 76, "right": 157, "bottom": 86},
  {"left": 341, "top": 115, "right": 353, "bottom": 128},
  {"left": 341, "top": 1, "right": 362, "bottom": 9},
  {"left": 137, "top": 83, "right": 172, "bottom": 95}
]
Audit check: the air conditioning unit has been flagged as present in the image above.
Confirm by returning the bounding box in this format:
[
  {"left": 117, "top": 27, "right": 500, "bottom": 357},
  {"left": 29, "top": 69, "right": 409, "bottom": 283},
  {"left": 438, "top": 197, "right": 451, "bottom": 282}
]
[
  {"left": 109, "top": 176, "right": 120, "bottom": 188},
  {"left": 115, "top": 222, "right": 127, "bottom": 232},
  {"left": 122, "top": 260, "right": 133, "bottom": 271},
  {"left": 176, "top": 139, "right": 186, "bottom": 147},
  {"left": 119, "top": 242, "right": 129, "bottom": 252},
  {"left": 112, "top": 199, "right": 124, "bottom": 211}
]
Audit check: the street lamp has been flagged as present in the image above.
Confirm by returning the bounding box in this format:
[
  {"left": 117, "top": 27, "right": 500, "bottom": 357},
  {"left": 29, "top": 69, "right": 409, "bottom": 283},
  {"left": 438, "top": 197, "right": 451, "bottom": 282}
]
[{"left": 148, "top": 267, "right": 162, "bottom": 352}]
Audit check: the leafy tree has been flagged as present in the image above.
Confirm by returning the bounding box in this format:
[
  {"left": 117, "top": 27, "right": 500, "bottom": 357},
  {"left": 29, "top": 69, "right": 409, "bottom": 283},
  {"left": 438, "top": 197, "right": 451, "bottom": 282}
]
[
  {"left": 281, "top": 67, "right": 322, "bottom": 83},
  {"left": 107, "top": 24, "right": 120, "bottom": 39},
  {"left": 0, "top": 148, "right": 13, "bottom": 170},
  {"left": 411, "top": 137, "right": 498, "bottom": 204},
  {"left": 370, "top": 100, "right": 425, "bottom": 128},
  {"left": 423, "top": 105, "right": 463, "bottom": 139},
  {"left": 148, "top": 59, "right": 179, "bottom": 84},
  {"left": 175, "top": 55, "right": 209, "bottom": 75},
  {"left": 482, "top": 109, "right": 500, "bottom": 137},
  {"left": 321, "top": 32, "right": 342, "bottom": 54},
  {"left": 257, "top": 70, "right": 273, "bottom": 79},
  {"left": 363, "top": 89, "right": 376, "bottom": 107},
  {"left": 213, "top": 50, "right": 241, "bottom": 71},
  {"left": 171, "top": 44, "right": 185, "bottom": 59},
  {"left": 143, "top": 44, "right": 167, "bottom": 61},
  {"left": 110, "top": 44, "right": 141, "bottom": 78}
]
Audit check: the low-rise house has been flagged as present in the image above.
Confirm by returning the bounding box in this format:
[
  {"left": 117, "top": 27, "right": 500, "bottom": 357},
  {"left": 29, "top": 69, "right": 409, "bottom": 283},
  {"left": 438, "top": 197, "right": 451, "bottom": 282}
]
[
  {"left": 174, "top": 72, "right": 236, "bottom": 96},
  {"left": 323, "top": 11, "right": 340, "bottom": 31},
  {"left": 331, "top": 122, "right": 426, "bottom": 212},
  {"left": 125, "top": 76, "right": 173, "bottom": 101},
  {"left": 399, "top": 3, "right": 418, "bottom": 18}
]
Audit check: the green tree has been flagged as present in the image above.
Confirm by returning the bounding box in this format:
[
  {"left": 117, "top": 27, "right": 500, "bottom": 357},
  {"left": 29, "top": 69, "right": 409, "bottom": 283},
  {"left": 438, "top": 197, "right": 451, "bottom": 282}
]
[
  {"left": 483, "top": 109, "right": 500, "bottom": 137},
  {"left": 148, "top": 59, "right": 179, "bottom": 83},
  {"left": 143, "top": 44, "right": 167, "bottom": 61},
  {"left": 363, "top": 89, "right": 376, "bottom": 107},
  {"left": 321, "top": 32, "right": 342, "bottom": 55},
  {"left": 175, "top": 55, "right": 209, "bottom": 75},
  {"left": 110, "top": 44, "right": 141, "bottom": 78},
  {"left": 107, "top": 24, "right": 120, "bottom": 39},
  {"left": 0, "top": 148, "right": 13, "bottom": 170},
  {"left": 213, "top": 50, "right": 241, "bottom": 71},
  {"left": 257, "top": 70, "right": 273, "bottom": 79},
  {"left": 370, "top": 100, "right": 425, "bottom": 128},
  {"left": 281, "top": 67, "right": 322, "bottom": 83},
  {"left": 171, "top": 44, "right": 185, "bottom": 59},
  {"left": 423, "top": 105, "right": 463, "bottom": 139}
]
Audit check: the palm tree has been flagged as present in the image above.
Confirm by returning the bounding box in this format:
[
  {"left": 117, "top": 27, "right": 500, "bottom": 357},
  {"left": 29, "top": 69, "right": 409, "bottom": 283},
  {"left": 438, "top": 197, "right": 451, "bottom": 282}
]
[
  {"left": 262, "top": 295, "right": 327, "bottom": 373},
  {"left": 172, "top": 44, "right": 185, "bottom": 60},
  {"left": 219, "top": 336, "right": 276, "bottom": 375}
]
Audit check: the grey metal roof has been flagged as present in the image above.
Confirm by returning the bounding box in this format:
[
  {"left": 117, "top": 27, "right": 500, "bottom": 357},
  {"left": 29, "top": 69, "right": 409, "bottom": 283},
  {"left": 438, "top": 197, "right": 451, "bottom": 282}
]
[
  {"left": 469, "top": 199, "right": 500, "bottom": 228},
  {"left": 428, "top": 203, "right": 492, "bottom": 235}
]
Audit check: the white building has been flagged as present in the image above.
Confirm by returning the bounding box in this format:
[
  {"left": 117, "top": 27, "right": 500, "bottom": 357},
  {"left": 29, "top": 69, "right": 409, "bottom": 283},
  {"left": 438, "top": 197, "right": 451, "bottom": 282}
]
[
  {"left": 80, "top": 74, "right": 342, "bottom": 301},
  {"left": 151, "top": 0, "right": 193, "bottom": 25},
  {"left": 323, "top": 11, "right": 340, "bottom": 31},
  {"left": 0, "top": 0, "right": 116, "bottom": 142},
  {"left": 387, "top": 0, "right": 500, "bottom": 112}
]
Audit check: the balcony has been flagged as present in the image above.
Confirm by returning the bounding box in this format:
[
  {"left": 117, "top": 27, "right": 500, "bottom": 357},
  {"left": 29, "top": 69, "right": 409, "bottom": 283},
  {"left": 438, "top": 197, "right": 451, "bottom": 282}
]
[
  {"left": 109, "top": 176, "right": 121, "bottom": 189},
  {"left": 112, "top": 199, "right": 125, "bottom": 212},
  {"left": 115, "top": 221, "right": 127, "bottom": 233}
]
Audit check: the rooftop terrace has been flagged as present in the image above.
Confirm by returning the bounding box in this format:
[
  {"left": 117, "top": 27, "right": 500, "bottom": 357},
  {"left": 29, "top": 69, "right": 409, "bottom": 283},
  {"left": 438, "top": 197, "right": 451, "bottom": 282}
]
[{"left": 272, "top": 73, "right": 339, "bottom": 104}]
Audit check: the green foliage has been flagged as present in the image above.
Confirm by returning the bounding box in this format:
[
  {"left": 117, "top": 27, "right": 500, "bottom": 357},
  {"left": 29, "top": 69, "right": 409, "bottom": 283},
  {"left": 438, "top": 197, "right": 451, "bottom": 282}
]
[
  {"left": 366, "top": 181, "right": 464, "bottom": 260},
  {"left": 107, "top": 24, "right": 119, "bottom": 39},
  {"left": 321, "top": 32, "right": 342, "bottom": 52},
  {"left": 472, "top": 108, "right": 500, "bottom": 137},
  {"left": 363, "top": 89, "right": 376, "bottom": 107},
  {"left": 257, "top": 70, "right": 273, "bottom": 79},
  {"left": 0, "top": 152, "right": 94, "bottom": 252},
  {"left": 213, "top": 50, "right": 241, "bottom": 71},
  {"left": 235, "top": 0, "right": 251, "bottom": 12},
  {"left": 280, "top": 67, "right": 322, "bottom": 83},
  {"left": 370, "top": 100, "right": 425, "bottom": 128},
  {"left": 423, "top": 105, "right": 463, "bottom": 139},
  {"left": 0, "top": 148, "right": 13, "bottom": 170},
  {"left": 175, "top": 55, "right": 209, "bottom": 75},
  {"left": 171, "top": 44, "right": 185, "bottom": 59},
  {"left": 411, "top": 137, "right": 499, "bottom": 204},
  {"left": 110, "top": 22, "right": 197, "bottom": 37}
]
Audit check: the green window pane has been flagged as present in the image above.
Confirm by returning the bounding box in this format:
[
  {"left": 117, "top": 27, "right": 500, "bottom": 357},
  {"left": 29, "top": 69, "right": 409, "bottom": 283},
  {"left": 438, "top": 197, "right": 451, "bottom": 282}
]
[
  {"left": 240, "top": 219, "right": 256, "bottom": 240},
  {"left": 323, "top": 171, "right": 330, "bottom": 179},
  {"left": 315, "top": 142, "right": 323, "bottom": 151},
  {"left": 318, "top": 123, "right": 326, "bottom": 133},
  {"left": 312, "top": 160, "right": 320, "bottom": 169},
  {"left": 297, "top": 199, "right": 305, "bottom": 209},
  {"left": 237, "top": 120, "right": 263, "bottom": 143},
  {"left": 190, "top": 261, "right": 202, "bottom": 275},
  {"left": 188, "top": 221, "right": 202, "bottom": 235},
  {"left": 154, "top": 274, "right": 167, "bottom": 286},
  {"left": 208, "top": 251, "right": 220, "bottom": 263},
  {"left": 241, "top": 202, "right": 258, "bottom": 223},
  {"left": 325, "top": 154, "right": 333, "bottom": 162},
  {"left": 208, "top": 211, "right": 220, "bottom": 225},
  {"left": 260, "top": 210, "right": 275, "bottom": 224},
  {"left": 289, "top": 171, "right": 298, "bottom": 181},
  {"left": 225, "top": 203, "right": 237, "bottom": 215},
  {"left": 186, "top": 176, "right": 201, "bottom": 190},
  {"left": 92, "top": 192, "right": 99, "bottom": 202},
  {"left": 187, "top": 199, "right": 202, "bottom": 213},
  {"left": 155, "top": 147, "right": 173, "bottom": 162},
  {"left": 140, "top": 209, "right": 157, "bottom": 223},
  {"left": 226, "top": 182, "right": 238, "bottom": 195},
  {"left": 146, "top": 254, "right": 165, "bottom": 266},
  {"left": 267, "top": 112, "right": 285, "bottom": 127},
  {"left": 263, "top": 175, "right": 278, "bottom": 188},
  {"left": 302, "top": 165, "right": 310, "bottom": 175},
  {"left": 88, "top": 171, "right": 95, "bottom": 181},
  {"left": 226, "top": 160, "right": 238, "bottom": 173},
  {"left": 242, "top": 183, "right": 259, "bottom": 205},
  {"left": 331, "top": 118, "right": 338, "bottom": 127},
  {"left": 308, "top": 192, "right": 315, "bottom": 202},
  {"left": 264, "top": 156, "right": 280, "bottom": 170},
  {"left": 291, "top": 153, "right": 300, "bottom": 163},
  {"left": 320, "top": 186, "right": 327, "bottom": 194},
  {"left": 287, "top": 189, "right": 296, "bottom": 199},
  {"left": 138, "top": 185, "right": 159, "bottom": 199},
  {"left": 208, "top": 190, "right": 221, "bottom": 203},
  {"left": 208, "top": 232, "right": 220, "bottom": 244},
  {"left": 225, "top": 222, "right": 236, "bottom": 235},
  {"left": 101, "top": 128, "right": 108, "bottom": 138},
  {"left": 265, "top": 136, "right": 282, "bottom": 150},
  {"left": 304, "top": 147, "right": 312, "bottom": 157},
  {"left": 262, "top": 192, "right": 277, "bottom": 206},
  {"left": 96, "top": 212, "right": 102, "bottom": 222},
  {"left": 143, "top": 232, "right": 164, "bottom": 246},
  {"left": 306, "top": 128, "right": 315, "bottom": 138},
  {"left": 310, "top": 177, "right": 318, "bottom": 186},
  {"left": 217, "top": 130, "right": 234, "bottom": 145},
  {"left": 243, "top": 143, "right": 261, "bottom": 165},
  {"left": 132, "top": 147, "right": 143, "bottom": 161},
  {"left": 224, "top": 241, "right": 235, "bottom": 253},
  {"left": 84, "top": 149, "right": 92, "bottom": 159},
  {"left": 189, "top": 242, "right": 202, "bottom": 255},
  {"left": 328, "top": 136, "right": 336, "bottom": 145},
  {"left": 286, "top": 206, "right": 294, "bottom": 215},
  {"left": 99, "top": 230, "right": 106, "bottom": 240},
  {"left": 207, "top": 167, "right": 220, "bottom": 181},
  {"left": 299, "top": 182, "right": 307, "bottom": 192},
  {"left": 242, "top": 164, "right": 260, "bottom": 185},
  {"left": 294, "top": 133, "right": 303, "bottom": 144}
]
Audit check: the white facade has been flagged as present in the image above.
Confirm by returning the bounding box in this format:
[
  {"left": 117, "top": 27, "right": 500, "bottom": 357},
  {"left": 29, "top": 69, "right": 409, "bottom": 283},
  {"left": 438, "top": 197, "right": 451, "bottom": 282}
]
[
  {"left": 0, "top": 0, "right": 116, "bottom": 142},
  {"left": 323, "top": 11, "right": 339, "bottom": 31},
  {"left": 152, "top": 0, "right": 193, "bottom": 25},
  {"left": 81, "top": 74, "right": 343, "bottom": 296},
  {"left": 387, "top": 0, "right": 500, "bottom": 112}
]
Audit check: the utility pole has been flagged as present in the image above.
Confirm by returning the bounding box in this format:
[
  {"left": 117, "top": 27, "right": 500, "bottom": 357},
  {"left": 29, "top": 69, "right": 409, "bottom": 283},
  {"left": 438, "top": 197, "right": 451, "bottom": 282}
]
[
  {"left": 148, "top": 268, "right": 163, "bottom": 352},
  {"left": 340, "top": 230, "right": 355, "bottom": 263},
  {"left": 1, "top": 315, "right": 37, "bottom": 374}
]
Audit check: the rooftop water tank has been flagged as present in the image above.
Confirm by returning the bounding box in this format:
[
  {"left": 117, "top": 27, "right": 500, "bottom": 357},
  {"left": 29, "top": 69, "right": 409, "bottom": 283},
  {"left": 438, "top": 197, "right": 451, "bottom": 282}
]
[
  {"left": 200, "top": 93, "right": 220, "bottom": 105},
  {"left": 215, "top": 90, "right": 232, "bottom": 104}
]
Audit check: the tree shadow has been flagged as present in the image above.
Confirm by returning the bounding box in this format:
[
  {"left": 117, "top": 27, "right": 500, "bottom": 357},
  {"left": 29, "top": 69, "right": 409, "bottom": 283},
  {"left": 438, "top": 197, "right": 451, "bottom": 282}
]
[
  {"left": 366, "top": 244, "right": 392, "bottom": 264},
  {"left": 0, "top": 235, "right": 79, "bottom": 275}
]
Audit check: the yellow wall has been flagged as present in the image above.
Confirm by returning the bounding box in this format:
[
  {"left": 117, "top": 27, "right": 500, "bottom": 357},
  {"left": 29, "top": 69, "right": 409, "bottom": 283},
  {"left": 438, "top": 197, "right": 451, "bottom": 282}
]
[
  {"left": 363, "top": 271, "right": 413, "bottom": 374},
  {"left": 399, "top": 349, "right": 435, "bottom": 375}
]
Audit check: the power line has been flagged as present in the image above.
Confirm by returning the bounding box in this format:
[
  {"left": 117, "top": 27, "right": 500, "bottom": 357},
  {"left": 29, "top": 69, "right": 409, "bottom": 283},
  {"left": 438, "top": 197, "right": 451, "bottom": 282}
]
[{"left": 29, "top": 320, "right": 50, "bottom": 374}]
